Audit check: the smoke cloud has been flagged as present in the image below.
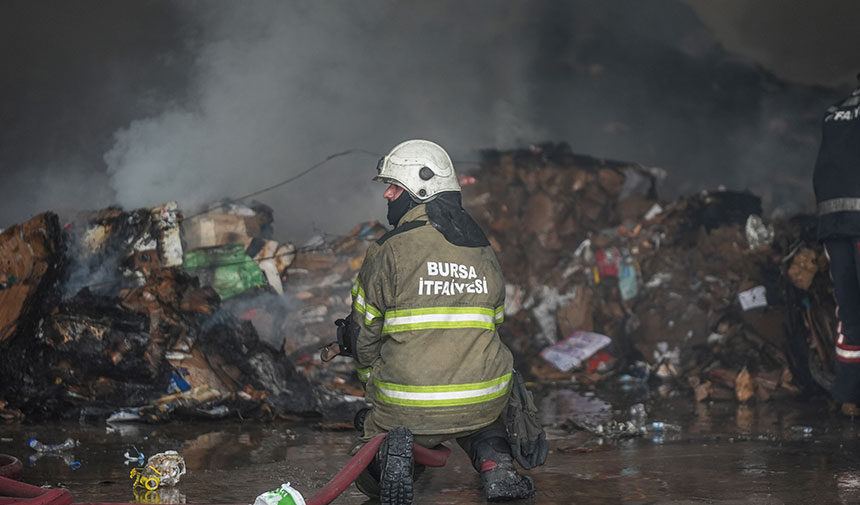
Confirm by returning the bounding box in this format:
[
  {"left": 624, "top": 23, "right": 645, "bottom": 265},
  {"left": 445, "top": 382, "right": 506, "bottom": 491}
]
[
  {"left": 103, "top": 1, "right": 548, "bottom": 241},
  {"left": 1, "top": 0, "right": 852, "bottom": 241}
]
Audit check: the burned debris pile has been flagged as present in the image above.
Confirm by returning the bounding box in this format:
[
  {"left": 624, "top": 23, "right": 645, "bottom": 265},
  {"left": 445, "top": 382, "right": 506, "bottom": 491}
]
[
  {"left": 462, "top": 142, "right": 831, "bottom": 403},
  {"left": 0, "top": 213, "right": 66, "bottom": 348},
  {"left": 0, "top": 203, "right": 359, "bottom": 423},
  {"left": 0, "top": 142, "right": 839, "bottom": 423}
]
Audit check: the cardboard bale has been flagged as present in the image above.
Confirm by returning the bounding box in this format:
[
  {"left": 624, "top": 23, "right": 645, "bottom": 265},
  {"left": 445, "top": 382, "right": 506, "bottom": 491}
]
[
  {"left": 184, "top": 213, "right": 249, "bottom": 250},
  {"left": 0, "top": 213, "right": 66, "bottom": 347},
  {"left": 183, "top": 200, "right": 275, "bottom": 250}
]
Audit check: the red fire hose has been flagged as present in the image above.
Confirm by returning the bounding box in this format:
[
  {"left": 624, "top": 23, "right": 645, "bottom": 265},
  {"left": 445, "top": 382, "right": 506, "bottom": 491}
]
[
  {"left": 0, "top": 456, "right": 22, "bottom": 482},
  {"left": 0, "top": 475, "right": 72, "bottom": 505},
  {"left": 1, "top": 436, "right": 450, "bottom": 505}
]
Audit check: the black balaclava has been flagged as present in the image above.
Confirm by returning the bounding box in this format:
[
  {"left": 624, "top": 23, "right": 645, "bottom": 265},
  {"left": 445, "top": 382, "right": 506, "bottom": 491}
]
[
  {"left": 387, "top": 190, "right": 417, "bottom": 227},
  {"left": 425, "top": 192, "right": 490, "bottom": 248}
]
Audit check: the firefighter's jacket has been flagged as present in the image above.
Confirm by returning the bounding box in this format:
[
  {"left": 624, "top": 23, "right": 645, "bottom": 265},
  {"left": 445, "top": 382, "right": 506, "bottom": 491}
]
[
  {"left": 349, "top": 204, "right": 513, "bottom": 435},
  {"left": 813, "top": 84, "right": 860, "bottom": 240}
]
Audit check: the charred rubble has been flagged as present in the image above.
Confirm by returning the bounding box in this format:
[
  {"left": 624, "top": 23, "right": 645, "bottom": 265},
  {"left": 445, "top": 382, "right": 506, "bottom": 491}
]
[
  {"left": 0, "top": 142, "right": 840, "bottom": 423},
  {"left": 0, "top": 203, "right": 356, "bottom": 423}
]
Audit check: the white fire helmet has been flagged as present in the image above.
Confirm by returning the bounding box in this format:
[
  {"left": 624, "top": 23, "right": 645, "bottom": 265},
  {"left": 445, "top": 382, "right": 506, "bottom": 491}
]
[{"left": 374, "top": 139, "right": 460, "bottom": 202}]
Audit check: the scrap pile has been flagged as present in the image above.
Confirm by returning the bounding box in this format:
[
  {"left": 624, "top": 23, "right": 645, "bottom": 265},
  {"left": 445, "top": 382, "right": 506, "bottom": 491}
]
[
  {"left": 280, "top": 222, "right": 388, "bottom": 393},
  {"left": 0, "top": 213, "right": 66, "bottom": 422},
  {"left": 182, "top": 201, "right": 296, "bottom": 349},
  {"left": 183, "top": 201, "right": 295, "bottom": 297},
  {"left": 462, "top": 142, "right": 830, "bottom": 403},
  {"left": 0, "top": 142, "right": 841, "bottom": 422},
  {"left": 0, "top": 203, "right": 356, "bottom": 423}
]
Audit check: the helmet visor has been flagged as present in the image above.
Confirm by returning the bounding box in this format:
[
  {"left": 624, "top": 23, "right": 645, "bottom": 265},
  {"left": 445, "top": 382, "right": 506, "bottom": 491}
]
[{"left": 373, "top": 156, "right": 398, "bottom": 185}]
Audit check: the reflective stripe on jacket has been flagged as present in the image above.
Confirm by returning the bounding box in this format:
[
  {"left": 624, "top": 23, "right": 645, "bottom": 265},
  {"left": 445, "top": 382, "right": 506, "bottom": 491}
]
[
  {"left": 349, "top": 204, "right": 513, "bottom": 435},
  {"left": 813, "top": 85, "right": 860, "bottom": 240}
]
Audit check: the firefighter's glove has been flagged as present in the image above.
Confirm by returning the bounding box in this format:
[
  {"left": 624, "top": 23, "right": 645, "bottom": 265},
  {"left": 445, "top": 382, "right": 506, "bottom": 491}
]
[{"left": 335, "top": 318, "right": 354, "bottom": 358}]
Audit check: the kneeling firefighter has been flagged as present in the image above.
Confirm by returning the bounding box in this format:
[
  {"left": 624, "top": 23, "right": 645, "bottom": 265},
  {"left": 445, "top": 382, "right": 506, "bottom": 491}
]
[{"left": 331, "top": 139, "right": 546, "bottom": 504}]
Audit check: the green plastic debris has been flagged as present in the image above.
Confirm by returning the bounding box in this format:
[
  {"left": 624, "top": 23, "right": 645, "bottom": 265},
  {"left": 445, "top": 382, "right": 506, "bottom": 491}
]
[
  {"left": 253, "top": 483, "right": 306, "bottom": 505},
  {"left": 183, "top": 243, "right": 266, "bottom": 299}
]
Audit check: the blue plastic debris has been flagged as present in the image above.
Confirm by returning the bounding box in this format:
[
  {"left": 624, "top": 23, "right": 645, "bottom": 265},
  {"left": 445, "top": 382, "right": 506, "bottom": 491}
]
[
  {"left": 124, "top": 446, "right": 145, "bottom": 466},
  {"left": 618, "top": 255, "right": 639, "bottom": 301},
  {"left": 167, "top": 372, "right": 191, "bottom": 393}
]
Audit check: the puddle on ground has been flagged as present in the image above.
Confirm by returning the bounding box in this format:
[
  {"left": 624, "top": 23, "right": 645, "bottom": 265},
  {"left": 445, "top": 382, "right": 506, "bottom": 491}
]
[{"left": 2, "top": 385, "right": 860, "bottom": 505}]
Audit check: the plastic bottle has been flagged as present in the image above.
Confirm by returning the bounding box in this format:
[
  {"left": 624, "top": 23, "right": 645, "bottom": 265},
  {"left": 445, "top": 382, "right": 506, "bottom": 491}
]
[
  {"left": 27, "top": 451, "right": 80, "bottom": 470},
  {"left": 629, "top": 403, "right": 647, "bottom": 425},
  {"left": 28, "top": 438, "right": 77, "bottom": 453},
  {"left": 790, "top": 425, "right": 813, "bottom": 435},
  {"left": 124, "top": 446, "right": 145, "bottom": 466},
  {"left": 647, "top": 422, "right": 681, "bottom": 433}
]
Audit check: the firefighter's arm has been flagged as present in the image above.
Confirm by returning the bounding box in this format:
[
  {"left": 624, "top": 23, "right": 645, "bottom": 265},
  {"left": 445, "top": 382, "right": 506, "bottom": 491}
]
[
  {"left": 490, "top": 252, "right": 506, "bottom": 328},
  {"left": 348, "top": 243, "right": 394, "bottom": 385}
]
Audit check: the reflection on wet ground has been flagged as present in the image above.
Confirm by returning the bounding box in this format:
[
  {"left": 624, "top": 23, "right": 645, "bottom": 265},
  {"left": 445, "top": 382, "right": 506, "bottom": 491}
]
[{"left": 2, "top": 386, "right": 860, "bottom": 505}]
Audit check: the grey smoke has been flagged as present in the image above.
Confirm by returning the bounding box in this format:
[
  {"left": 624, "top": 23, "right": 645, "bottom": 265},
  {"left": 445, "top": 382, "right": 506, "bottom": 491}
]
[
  {"left": 103, "top": 1, "right": 547, "bottom": 241},
  {"left": 2, "top": 0, "right": 857, "bottom": 241}
]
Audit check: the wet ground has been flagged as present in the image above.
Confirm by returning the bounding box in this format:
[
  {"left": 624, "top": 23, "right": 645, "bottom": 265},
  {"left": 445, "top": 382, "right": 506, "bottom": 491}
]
[{"left": 2, "top": 385, "right": 860, "bottom": 505}]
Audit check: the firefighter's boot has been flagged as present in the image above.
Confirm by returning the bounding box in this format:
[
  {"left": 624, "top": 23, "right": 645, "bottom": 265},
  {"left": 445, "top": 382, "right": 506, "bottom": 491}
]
[
  {"left": 472, "top": 436, "right": 536, "bottom": 502},
  {"left": 355, "top": 426, "right": 414, "bottom": 505},
  {"left": 380, "top": 426, "right": 414, "bottom": 505}
]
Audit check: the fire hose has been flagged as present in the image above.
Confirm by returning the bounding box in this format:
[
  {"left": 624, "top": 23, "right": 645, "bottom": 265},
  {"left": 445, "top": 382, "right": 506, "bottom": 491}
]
[
  {"left": 0, "top": 455, "right": 22, "bottom": 481},
  {"left": 0, "top": 436, "right": 450, "bottom": 505}
]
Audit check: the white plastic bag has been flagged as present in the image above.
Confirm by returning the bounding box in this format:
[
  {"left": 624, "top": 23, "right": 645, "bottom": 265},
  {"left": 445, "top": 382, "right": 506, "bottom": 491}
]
[
  {"left": 253, "top": 483, "right": 306, "bottom": 505},
  {"left": 147, "top": 451, "right": 186, "bottom": 486}
]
